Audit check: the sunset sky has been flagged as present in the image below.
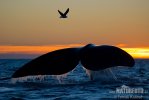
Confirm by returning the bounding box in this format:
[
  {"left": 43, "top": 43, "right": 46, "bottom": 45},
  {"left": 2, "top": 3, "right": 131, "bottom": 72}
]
[{"left": 0, "top": 0, "right": 149, "bottom": 59}]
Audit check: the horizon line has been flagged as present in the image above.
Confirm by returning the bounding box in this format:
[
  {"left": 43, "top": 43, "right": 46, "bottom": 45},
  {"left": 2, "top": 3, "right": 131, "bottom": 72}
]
[{"left": 0, "top": 44, "right": 149, "bottom": 59}]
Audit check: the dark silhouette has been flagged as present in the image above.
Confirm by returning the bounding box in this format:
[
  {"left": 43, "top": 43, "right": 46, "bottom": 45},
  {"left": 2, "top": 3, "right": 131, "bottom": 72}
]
[
  {"left": 12, "top": 44, "right": 135, "bottom": 78},
  {"left": 80, "top": 44, "right": 135, "bottom": 71},
  {"left": 58, "top": 8, "right": 69, "bottom": 18}
]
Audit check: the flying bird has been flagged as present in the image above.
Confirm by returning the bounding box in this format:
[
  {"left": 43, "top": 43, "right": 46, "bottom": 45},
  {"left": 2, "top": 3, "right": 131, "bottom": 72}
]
[
  {"left": 58, "top": 8, "right": 69, "bottom": 18},
  {"left": 12, "top": 44, "right": 135, "bottom": 79}
]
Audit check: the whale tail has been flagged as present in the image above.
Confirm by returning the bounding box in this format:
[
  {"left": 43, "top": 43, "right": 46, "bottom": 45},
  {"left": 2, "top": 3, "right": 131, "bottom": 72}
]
[{"left": 12, "top": 44, "right": 135, "bottom": 80}]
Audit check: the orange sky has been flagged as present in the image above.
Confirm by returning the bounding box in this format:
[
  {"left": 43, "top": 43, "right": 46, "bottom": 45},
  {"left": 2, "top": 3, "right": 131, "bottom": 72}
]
[
  {"left": 0, "top": 1, "right": 149, "bottom": 58},
  {"left": 0, "top": 44, "right": 149, "bottom": 59}
]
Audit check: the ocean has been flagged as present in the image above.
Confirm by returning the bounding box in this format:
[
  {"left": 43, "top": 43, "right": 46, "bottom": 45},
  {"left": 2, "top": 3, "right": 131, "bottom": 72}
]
[{"left": 0, "top": 59, "right": 149, "bottom": 100}]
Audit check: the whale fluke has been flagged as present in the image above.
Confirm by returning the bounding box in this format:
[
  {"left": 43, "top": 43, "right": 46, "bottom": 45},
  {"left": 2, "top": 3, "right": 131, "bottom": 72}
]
[
  {"left": 12, "top": 48, "right": 81, "bottom": 78},
  {"left": 80, "top": 45, "right": 135, "bottom": 71},
  {"left": 12, "top": 44, "right": 135, "bottom": 78}
]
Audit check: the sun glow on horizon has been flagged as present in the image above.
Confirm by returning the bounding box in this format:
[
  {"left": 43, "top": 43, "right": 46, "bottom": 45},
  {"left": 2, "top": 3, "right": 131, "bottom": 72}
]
[
  {"left": 0, "top": 45, "right": 149, "bottom": 59},
  {"left": 0, "top": 44, "right": 83, "bottom": 54},
  {"left": 122, "top": 48, "right": 149, "bottom": 59}
]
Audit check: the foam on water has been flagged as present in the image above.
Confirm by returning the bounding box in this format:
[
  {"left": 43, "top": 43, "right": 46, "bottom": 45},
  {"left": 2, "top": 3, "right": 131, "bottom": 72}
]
[{"left": 11, "top": 73, "right": 69, "bottom": 84}]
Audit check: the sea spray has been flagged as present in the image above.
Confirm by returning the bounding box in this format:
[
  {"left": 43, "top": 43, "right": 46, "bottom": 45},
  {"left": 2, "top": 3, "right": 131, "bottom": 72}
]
[
  {"left": 52, "top": 73, "right": 68, "bottom": 84},
  {"left": 11, "top": 73, "right": 69, "bottom": 84},
  {"left": 11, "top": 64, "right": 83, "bottom": 84},
  {"left": 82, "top": 66, "right": 117, "bottom": 81}
]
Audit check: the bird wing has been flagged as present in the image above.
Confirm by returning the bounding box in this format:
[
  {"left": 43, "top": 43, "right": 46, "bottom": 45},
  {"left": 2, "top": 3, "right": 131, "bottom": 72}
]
[
  {"left": 58, "top": 10, "right": 64, "bottom": 16},
  {"left": 64, "top": 8, "right": 69, "bottom": 15}
]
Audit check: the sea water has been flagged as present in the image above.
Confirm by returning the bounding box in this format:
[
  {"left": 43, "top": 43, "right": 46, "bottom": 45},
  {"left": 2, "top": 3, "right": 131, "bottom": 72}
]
[{"left": 0, "top": 59, "right": 149, "bottom": 99}]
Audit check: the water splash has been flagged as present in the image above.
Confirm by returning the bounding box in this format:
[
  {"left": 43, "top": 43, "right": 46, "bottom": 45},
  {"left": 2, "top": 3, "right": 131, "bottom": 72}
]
[
  {"left": 10, "top": 64, "right": 82, "bottom": 84},
  {"left": 52, "top": 73, "right": 68, "bottom": 84},
  {"left": 11, "top": 73, "right": 69, "bottom": 84},
  {"left": 82, "top": 67, "right": 117, "bottom": 81}
]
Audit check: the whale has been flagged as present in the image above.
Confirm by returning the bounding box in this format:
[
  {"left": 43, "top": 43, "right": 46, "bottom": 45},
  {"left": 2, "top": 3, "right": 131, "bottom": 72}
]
[
  {"left": 12, "top": 44, "right": 135, "bottom": 78},
  {"left": 80, "top": 44, "right": 134, "bottom": 71}
]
